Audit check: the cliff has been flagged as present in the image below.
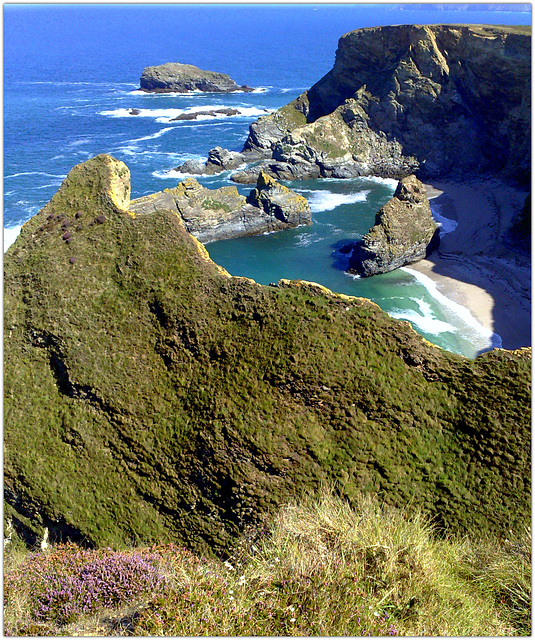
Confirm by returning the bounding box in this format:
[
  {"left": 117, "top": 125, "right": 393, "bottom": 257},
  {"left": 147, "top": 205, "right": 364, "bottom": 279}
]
[
  {"left": 4, "top": 156, "right": 530, "bottom": 556},
  {"left": 348, "top": 175, "right": 440, "bottom": 276},
  {"left": 129, "top": 171, "right": 311, "bottom": 243},
  {"left": 140, "top": 62, "right": 254, "bottom": 93},
  {"left": 238, "top": 24, "right": 530, "bottom": 184}
]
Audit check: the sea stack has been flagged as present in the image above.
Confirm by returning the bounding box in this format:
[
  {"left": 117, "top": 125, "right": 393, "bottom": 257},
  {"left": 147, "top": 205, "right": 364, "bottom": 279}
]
[
  {"left": 139, "top": 62, "right": 254, "bottom": 93},
  {"left": 348, "top": 175, "right": 440, "bottom": 277}
]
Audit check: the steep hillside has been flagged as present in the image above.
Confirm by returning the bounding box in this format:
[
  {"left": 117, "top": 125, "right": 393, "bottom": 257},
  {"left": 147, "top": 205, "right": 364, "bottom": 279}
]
[{"left": 4, "top": 155, "right": 531, "bottom": 555}]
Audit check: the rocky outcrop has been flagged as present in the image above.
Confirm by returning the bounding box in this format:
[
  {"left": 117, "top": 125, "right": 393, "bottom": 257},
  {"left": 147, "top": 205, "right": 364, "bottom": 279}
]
[
  {"left": 240, "top": 25, "right": 531, "bottom": 184},
  {"left": 129, "top": 171, "right": 311, "bottom": 243},
  {"left": 139, "top": 62, "right": 254, "bottom": 93},
  {"left": 4, "top": 155, "right": 531, "bottom": 555},
  {"left": 348, "top": 175, "right": 439, "bottom": 276},
  {"left": 171, "top": 108, "right": 240, "bottom": 121},
  {"left": 177, "top": 146, "right": 257, "bottom": 176}
]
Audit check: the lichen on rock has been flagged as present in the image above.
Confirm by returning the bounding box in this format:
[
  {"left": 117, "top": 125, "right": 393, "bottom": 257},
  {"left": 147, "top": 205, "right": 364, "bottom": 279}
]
[{"left": 129, "top": 170, "right": 311, "bottom": 243}]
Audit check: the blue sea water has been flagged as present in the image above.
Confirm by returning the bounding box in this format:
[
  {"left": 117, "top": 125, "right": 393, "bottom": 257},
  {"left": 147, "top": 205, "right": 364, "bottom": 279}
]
[{"left": 4, "top": 3, "right": 531, "bottom": 358}]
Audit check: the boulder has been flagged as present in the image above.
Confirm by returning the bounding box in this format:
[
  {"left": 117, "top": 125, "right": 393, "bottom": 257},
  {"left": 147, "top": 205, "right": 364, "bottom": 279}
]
[
  {"left": 139, "top": 62, "right": 254, "bottom": 93},
  {"left": 246, "top": 171, "right": 312, "bottom": 226},
  {"left": 175, "top": 147, "right": 265, "bottom": 177},
  {"left": 347, "top": 175, "right": 440, "bottom": 276}
]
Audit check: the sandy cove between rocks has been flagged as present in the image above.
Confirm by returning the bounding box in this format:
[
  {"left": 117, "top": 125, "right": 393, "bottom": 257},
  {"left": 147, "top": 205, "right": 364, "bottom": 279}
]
[{"left": 414, "top": 181, "right": 531, "bottom": 353}]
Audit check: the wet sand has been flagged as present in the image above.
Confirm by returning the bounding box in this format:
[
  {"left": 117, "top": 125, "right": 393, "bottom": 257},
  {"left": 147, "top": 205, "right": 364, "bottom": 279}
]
[{"left": 414, "top": 180, "right": 531, "bottom": 352}]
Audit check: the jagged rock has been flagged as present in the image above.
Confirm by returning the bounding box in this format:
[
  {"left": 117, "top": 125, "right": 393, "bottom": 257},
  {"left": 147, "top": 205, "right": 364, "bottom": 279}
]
[
  {"left": 240, "top": 24, "right": 531, "bottom": 184},
  {"left": 348, "top": 175, "right": 440, "bottom": 276},
  {"left": 139, "top": 62, "right": 254, "bottom": 93},
  {"left": 176, "top": 146, "right": 251, "bottom": 176},
  {"left": 129, "top": 172, "right": 311, "bottom": 243},
  {"left": 4, "top": 155, "right": 531, "bottom": 555},
  {"left": 246, "top": 171, "right": 312, "bottom": 225}
]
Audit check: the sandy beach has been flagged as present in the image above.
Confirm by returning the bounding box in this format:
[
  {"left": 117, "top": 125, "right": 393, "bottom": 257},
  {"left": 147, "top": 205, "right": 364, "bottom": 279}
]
[{"left": 415, "top": 180, "right": 531, "bottom": 352}]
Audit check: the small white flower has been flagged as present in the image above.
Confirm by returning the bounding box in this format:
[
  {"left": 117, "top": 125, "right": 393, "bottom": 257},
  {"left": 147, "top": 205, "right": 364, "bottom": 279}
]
[
  {"left": 224, "top": 561, "right": 235, "bottom": 570},
  {"left": 229, "top": 590, "right": 234, "bottom": 595},
  {"left": 251, "top": 545, "right": 258, "bottom": 552},
  {"left": 290, "top": 618, "right": 296, "bottom": 623},
  {"left": 289, "top": 606, "right": 295, "bottom": 612},
  {"left": 229, "top": 595, "right": 234, "bottom": 601},
  {"left": 274, "top": 556, "right": 280, "bottom": 563}
]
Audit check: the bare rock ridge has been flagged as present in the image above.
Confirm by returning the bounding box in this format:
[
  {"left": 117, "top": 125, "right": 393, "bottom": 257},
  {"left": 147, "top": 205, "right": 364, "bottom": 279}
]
[
  {"left": 130, "top": 171, "right": 311, "bottom": 243},
  {"left": 140, "top": 62, "right": 254, "bottom": 93},
  {"left": 348, "top": 175, "right": 440, "bottom": 276},
  {"left": 183, "top": 25, "right": 530, "bottom": 185}
]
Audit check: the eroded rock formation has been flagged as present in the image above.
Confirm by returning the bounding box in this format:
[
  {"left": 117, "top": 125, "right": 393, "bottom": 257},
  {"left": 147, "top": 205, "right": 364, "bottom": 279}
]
[
  {"left": 129, "top": 171, "right": 311, "bottom": 242},
  {"left": 348, "top": 175, "right": 440, "bottom": 276},
  {"left": 139, "top": 62, "right": 254, "bottom": 93}
]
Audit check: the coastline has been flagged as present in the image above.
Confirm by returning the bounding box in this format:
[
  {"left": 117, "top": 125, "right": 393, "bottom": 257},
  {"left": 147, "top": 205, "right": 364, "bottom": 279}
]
[{"left": 417, "top": 180, "right": 531, "bottom": 352}]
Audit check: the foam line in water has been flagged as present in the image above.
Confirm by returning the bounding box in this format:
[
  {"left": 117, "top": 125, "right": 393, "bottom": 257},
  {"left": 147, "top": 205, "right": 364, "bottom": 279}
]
[
  {"left": 297, "top": 189, "right": 370, "bottom": 213},
  {"left": 4, "top": 226, "right": 22, "bottom": 252},
  {"left": 366, "top": 176, "right": 399, "bottom": 189},
  {"left": 401, "top": 266, "right": 502, "bottom": 345},
  {"left": 99, "top": 106, "right": 271, "bottom": 123},
  {"left": 389, "top": 306, "right": 457, "bottom": 335},
  {"left": 5, "top": 171, "right": 67, "bottom": 179},
  {"left": 430, "top": 202, "right": 458, "bottom": 237}
]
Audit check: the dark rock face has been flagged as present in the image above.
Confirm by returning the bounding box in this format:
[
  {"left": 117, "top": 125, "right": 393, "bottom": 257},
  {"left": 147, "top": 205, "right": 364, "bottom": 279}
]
[
  {"left": 240, "top": 25, "right": 531, "bottom": 184},
  {"left": 139, "top": 62, "right": 254, "bottom": 93},
  {"left": 348, "top": 175, "right": 440, "bottom": 277},
  {"left": 129, "top": 171, "right": 311, "bottom": 243}
]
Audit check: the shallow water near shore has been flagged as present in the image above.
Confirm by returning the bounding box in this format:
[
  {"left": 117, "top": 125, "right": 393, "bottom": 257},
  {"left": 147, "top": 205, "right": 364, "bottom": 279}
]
[{"left": 5, "top": 4, "right": 526, "bottom": 358}]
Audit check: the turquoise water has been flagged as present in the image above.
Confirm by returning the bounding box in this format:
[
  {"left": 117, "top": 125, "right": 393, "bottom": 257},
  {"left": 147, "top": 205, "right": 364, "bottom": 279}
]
[
  {"left": 5, "top": 4, "right": 525, "bottom": 358},
  {"left": 208, "top": 178, "right": 500, "bottom": 358}
]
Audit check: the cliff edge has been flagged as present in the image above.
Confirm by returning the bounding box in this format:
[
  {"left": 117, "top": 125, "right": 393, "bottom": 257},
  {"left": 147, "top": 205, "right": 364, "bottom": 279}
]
[{"left": 238, "top": 24, "right": 530, "bottom": 184}]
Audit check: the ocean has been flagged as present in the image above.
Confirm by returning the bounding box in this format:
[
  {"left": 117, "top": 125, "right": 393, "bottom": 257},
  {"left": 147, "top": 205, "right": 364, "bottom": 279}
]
[{"left": 4, "top": 3, "right": 531, "bottom": 358}]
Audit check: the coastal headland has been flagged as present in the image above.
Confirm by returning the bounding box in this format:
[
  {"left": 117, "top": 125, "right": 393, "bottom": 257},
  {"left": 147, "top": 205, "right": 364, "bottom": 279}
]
[
  {"left": 3, "top": 21, "right": 531, "bottom": 563},
  {"left": 4, "top": 154, "right": 531, "bottom": 556}
]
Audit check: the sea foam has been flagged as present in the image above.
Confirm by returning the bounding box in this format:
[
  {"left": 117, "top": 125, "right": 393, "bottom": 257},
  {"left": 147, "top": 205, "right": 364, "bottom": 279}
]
[
  {"left": 401, "top": 266, "right": 501, "bottom": 346},
  {"left": 299, "top": 189, "right": 370, "bottom": 213},
  {"left": 99, "top": 105, "right": 271, "bottom": 123},
  {"left": 4, "top": 226, "right": 22, "bottom": 252},
  {"left": 430, "top": 202, "right": 458, "bottom": 237}
]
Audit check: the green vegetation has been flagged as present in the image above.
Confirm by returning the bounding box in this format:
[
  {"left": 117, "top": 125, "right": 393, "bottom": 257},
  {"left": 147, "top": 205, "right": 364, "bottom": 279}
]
[
  {"left": 4, "top": 491, "right": 530, "bottom": 636},
  {"left": 200, "top": 197, "right": 232, "bottom": 212},
  {"left": 4, "top": 155, "right": 531, "bottom": 558}
]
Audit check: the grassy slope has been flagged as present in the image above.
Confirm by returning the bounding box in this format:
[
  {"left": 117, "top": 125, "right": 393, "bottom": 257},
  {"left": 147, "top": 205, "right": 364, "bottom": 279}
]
[{"left": 4, "top": 155, "right": 531, "bottom": 556}]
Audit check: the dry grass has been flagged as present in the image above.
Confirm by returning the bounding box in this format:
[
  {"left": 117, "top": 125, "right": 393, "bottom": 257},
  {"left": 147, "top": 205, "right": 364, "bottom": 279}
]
[{"left": 4, "top": 490, "right": 530, "bottom": 636}]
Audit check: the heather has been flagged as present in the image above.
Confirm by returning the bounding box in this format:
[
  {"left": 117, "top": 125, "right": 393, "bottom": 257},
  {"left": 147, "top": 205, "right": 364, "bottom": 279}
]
[{"left": 4, "top": 492, "right": 530, "bottom": 636}]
